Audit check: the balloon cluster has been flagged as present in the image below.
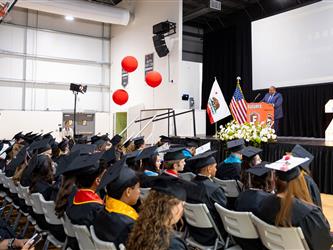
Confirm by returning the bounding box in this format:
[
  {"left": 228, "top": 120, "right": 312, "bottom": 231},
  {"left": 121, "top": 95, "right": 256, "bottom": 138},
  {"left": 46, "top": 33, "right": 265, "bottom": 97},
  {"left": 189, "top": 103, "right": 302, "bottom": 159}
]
[{"left": 112, "top": 56, "right": 163, "bottom": 105}]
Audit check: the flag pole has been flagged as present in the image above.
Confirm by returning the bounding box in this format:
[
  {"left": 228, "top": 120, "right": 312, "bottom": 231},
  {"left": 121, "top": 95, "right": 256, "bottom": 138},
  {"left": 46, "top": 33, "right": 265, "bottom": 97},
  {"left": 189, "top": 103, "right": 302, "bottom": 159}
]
[
  {"left": 215, "top": 122, "right": 218, "bottom": 135},
  {"left": 237, "top": 76, "right": 241, "bottom": 84}
]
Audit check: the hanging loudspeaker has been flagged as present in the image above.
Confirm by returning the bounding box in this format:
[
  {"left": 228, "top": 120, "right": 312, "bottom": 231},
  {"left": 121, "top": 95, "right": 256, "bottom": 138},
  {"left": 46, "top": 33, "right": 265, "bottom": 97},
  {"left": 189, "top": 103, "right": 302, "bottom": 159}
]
[{"left": 152, "top": 34, "right": 169, "bottom": 58}]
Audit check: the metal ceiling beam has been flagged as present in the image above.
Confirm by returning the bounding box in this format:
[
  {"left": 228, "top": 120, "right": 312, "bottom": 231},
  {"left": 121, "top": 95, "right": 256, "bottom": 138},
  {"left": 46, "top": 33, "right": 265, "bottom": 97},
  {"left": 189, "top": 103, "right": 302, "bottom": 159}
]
[{"left": 184, "top": 7, "right": 219, "bottom": 22}]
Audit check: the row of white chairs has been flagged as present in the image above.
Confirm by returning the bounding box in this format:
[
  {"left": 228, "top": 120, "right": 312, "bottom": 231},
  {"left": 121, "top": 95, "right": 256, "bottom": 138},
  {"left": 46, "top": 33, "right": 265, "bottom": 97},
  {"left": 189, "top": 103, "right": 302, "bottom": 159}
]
[
  {"left": 183, "top": 202, "right": 310, "bottom": 250},
  {"left": 0, "top": 170, "right": 127, "bottom": 250}
]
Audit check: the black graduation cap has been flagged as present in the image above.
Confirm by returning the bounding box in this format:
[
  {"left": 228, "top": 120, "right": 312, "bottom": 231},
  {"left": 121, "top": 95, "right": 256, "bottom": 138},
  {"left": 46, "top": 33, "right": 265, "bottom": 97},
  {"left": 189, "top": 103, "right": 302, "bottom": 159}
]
[
  {"left": 13, "top": 131, "right": 24, "bottom": 140},
  {"left": 241, "top": 146, "right": 263, "bottom": 159},
  {"left": 185, "top": 137, "right": 200, "bottom": 148},
  {"left": 71, "top": 144, "right": 96, "bottom": 155},
  {"left": 65, "top": 152, "right": 103, "bottom": 176},
  {"left": 23, "top": 133, "right": 40, "bottom": 144},
  {"left": 28, "top": 138, "right": 52, "bottom": 154},
  {"left": 164, "top": 147, "right": 185, "bottom": 161},
  {"left": 133, "top": 136, "right": 145, "bottom": 146},
  {"left": 265, "top": 157, "right": 302, "bottom": 182},
  {"left": 124, "top": 150, "right": 141, "bottom": 165},
  {"left": 144, "top": 176, "right": 188, "bottom": 201},
  {"left": 6, "top": 146, "right": 27, "bottom": 169},
  {"left": 186, "top": 150, "right": 217, "bottom": 171},
  {"left": 42, "top": 131, "right": 53, "bottom": 140},
  {"left": 122, "top": 138, "right": 132, "bottom": 148},
  {"left": 24, "top": 132, "right": 33, "bottom": 137},
  {"left": 135, "top": 146, "right": 158, "bottom": 161},
  {"left": 77, "top": 136, "right": 88, "bottom": 144},
  {"left": 291, "top": 145, "right": 314, "bottom": 173},
  {"left": 55, "top": 150, "right": 81, "bottom": 177},
  {"left": 160, "top": 135, "right": 171, "bottom": 143},
  {"left": 94, "top": 139, "right": 107, "bottom": 147},
  {"left": 276, "top": 167, "right": 300, "bottom": 182},
  {"left": 246, "top": 162, "right": 271, "bottom": 177},
  {"left": 227, "top": 139, "right": 245, "bottom": 152},
  {"left": 110, "top": 134, "right": 122, "bottom": 146},
  {"left": 100, "top": 134, "right": 110, "bottom": 142},
  {"left": 97, "top": 158, "right": 137, "bottom": 192},
  {"left": 101, "top": 147, "right": 117, "bottom": 164},
  {"left": 90, "top": 135, "right": 101, "bottom": 144},
  {"left": 22, "top": 154, "right": 39, "bottom": 178},
  {"left": 58, "top": 139, "right": 69, "bottom": 151}
]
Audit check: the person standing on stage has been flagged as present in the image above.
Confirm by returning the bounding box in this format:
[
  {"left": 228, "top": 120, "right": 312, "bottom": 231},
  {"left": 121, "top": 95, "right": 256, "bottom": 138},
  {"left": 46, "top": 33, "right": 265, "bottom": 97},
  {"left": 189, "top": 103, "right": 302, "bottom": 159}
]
[{"left": 261, "top": 86, "right": 283, "bottom": 135}]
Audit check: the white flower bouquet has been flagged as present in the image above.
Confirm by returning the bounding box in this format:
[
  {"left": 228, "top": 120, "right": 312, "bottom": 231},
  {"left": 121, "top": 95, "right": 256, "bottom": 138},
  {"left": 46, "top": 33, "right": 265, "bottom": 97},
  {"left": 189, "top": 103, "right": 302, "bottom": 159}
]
[{"left": 216, "top": 120, "right": 277, "bottom": 147}]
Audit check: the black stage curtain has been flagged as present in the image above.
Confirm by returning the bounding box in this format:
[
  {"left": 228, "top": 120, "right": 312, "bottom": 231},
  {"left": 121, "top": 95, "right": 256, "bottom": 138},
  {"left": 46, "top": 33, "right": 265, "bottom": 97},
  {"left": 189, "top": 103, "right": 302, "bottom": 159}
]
[{"left": 202, "top": 21, "right": 333, "bottom": 138}]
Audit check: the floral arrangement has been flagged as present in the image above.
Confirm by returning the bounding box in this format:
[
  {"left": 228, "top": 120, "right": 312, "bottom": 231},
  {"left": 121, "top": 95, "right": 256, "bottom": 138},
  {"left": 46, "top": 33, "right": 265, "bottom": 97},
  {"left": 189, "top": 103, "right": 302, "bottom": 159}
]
[{"left": 216, "top": 120, "right": 277, "bottom": 147}]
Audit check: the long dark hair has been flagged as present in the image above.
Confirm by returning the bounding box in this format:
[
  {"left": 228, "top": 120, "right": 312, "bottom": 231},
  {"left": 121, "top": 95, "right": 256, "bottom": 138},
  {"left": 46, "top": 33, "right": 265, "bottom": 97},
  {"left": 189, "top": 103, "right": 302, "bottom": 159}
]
[
  {"left": 29, "top": 155, "right": 54, "bottom": 193},
  {"left": 55, "top": 175, "right": 76, "bottom": 218},
  {"left": 141, "top": 155, "right": 159, "bottom": 173}
]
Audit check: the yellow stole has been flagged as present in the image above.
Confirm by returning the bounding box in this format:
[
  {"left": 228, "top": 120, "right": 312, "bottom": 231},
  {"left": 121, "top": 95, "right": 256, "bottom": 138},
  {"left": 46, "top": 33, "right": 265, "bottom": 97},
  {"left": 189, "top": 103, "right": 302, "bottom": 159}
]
[{"left": 105, "top": 196, "right": 138, "bottom": 221}]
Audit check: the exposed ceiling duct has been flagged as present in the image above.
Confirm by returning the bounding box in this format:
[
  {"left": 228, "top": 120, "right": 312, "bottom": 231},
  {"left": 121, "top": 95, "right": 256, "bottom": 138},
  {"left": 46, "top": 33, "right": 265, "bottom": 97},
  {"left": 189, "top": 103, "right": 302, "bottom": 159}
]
[
  {"left": 184, "top": 0, "right": 221, "bottom": 22},
  {"left": 16, "top": 0, "right": 130, "bottom": 25}
]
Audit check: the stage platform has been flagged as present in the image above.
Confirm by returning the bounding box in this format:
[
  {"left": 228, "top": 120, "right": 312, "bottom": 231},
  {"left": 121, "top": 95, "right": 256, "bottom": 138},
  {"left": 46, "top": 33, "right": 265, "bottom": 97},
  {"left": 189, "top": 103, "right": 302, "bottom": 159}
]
[{"left": 170, "top": 136, "right": 333, "bottom": 194}]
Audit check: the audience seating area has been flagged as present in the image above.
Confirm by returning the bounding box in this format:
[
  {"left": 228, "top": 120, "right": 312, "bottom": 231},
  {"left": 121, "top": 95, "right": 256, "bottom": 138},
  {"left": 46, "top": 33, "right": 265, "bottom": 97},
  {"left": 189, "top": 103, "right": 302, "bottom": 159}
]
[{"left": 0, "top": 169, "right": 315, "bottom": 250}]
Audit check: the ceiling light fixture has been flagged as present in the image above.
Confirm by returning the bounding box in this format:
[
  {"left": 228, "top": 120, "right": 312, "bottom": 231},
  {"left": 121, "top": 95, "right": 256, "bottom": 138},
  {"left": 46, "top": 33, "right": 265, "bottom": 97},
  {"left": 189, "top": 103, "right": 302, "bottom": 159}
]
[{"left": 65, "top": 15, "right": 75, "bottom": 21}]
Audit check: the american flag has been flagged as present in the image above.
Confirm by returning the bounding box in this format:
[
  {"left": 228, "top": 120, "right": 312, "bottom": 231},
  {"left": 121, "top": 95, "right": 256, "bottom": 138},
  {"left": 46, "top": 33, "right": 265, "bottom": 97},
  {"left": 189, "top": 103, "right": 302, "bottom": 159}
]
[{"left": 230, "top": 83, "right": 247, "bottom": 124}]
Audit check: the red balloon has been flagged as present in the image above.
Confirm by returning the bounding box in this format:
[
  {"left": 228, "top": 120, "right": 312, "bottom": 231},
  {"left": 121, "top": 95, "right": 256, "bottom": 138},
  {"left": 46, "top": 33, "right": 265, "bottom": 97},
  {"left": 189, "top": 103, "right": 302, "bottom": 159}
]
[
  {"left": 145, "top": 71, "right": 162, "bottom": 88},
  {"left": 112, "top": 89, "right": 128, "bottom": 105},
  {"left": 121, "top": 56, "right": 138, "bottom": 73}
]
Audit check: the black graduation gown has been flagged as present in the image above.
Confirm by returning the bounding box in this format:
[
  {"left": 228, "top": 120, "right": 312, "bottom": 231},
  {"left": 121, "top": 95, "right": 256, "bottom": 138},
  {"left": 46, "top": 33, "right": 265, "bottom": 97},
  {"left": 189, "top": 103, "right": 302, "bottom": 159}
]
[
  {"left": 257, "top": 195, "right": 332, "bottom": 250},
  {"left": 235, "top": 189, "right": 273, "bottom": 215},
  {"left": 304, "top": 174, "right": 322, "bottom": 208},
  {"left": 169, "top": 233, "right": 188, "bottom": 250},
  {"left": 66, "top": 192, "right": 103, "bottom": 227},
  {"left": 216, "top": 162, "right": 241, "bottom": 181},
  {"left": 234, "top": 189, "right": 273, "bottom": 250},
  {"left": 93, "top": 209, "right": 135, "bottom": 248},
  {"left": 187, "top": 175, "right": 227, "bottom": 245}
]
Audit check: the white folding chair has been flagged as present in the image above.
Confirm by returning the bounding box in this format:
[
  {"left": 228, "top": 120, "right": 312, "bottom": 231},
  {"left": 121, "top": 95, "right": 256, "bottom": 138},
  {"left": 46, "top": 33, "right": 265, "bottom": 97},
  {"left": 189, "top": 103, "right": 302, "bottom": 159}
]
[
  {"left": 139, "top": 187, "right": 151, "bottom": 201},
  {"left": 183, "top": 202, "right": 225, "bottom": 250},
  {"left": 251, "top": 214, "right": 310, "bottom": 250},
  {"left": 90, "top": 225, "right": 117, "bottom": 250},
  {"left": 39, "top": 196, "right": 66, "bottom": 249},
  {"left": 213, "top": 178, "right": 242, "bottom": 197},
  {"left": 214, "top": 203, "right": 259, "bottom": 249},
  {"left": 179, "top": 172, "right": 196, "bottom": 181},
  {"left": 61, "top": 213, "right": 76, "bottom": 238},
  {"left": 72, "top": 224, "right": 95, "bottom": 250}
]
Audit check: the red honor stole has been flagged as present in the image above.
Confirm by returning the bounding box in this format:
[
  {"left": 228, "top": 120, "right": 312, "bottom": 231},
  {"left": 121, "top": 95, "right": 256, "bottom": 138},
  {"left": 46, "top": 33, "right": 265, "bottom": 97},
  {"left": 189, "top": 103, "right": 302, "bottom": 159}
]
[
  {"left": 165, "top": 169, "right": 179, "bottom": 178},
  {"left": 73, "top": 189, "right": 104, "bottom": 205}
]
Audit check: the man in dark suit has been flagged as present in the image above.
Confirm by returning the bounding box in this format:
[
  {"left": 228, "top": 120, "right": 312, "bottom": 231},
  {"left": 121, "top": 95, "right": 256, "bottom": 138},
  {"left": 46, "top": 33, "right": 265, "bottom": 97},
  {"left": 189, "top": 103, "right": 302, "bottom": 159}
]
[{"left": 261, "top": 86, "right": 283, "bottom": 135}]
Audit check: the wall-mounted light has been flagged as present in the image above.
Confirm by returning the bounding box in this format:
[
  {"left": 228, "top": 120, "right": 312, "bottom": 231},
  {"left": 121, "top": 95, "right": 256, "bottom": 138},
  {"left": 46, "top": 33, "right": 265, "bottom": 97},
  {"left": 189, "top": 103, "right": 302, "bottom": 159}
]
[{"left": 65, "top": 15, "right": 74, "bottom": 21}]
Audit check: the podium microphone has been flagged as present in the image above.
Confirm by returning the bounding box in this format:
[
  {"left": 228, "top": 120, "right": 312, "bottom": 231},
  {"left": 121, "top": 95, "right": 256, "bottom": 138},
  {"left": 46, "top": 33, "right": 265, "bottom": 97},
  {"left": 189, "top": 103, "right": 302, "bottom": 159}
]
[{"left": 253, "top": 93, "right": 261, "bottom": 102}]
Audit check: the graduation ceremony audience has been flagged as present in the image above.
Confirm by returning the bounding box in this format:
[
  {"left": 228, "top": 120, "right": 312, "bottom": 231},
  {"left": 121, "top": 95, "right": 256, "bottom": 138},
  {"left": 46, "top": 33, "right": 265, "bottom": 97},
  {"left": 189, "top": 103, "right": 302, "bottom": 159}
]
[{"left": 0, "top": 131, "right": 331, "bottom": 250}]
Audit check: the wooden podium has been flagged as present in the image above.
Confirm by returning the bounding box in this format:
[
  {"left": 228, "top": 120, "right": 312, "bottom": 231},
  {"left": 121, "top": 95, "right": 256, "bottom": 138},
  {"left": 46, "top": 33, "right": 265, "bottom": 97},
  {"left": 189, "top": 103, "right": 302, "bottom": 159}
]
[{"left": 246, "top": 102, "right": 274, "bottom": 126}]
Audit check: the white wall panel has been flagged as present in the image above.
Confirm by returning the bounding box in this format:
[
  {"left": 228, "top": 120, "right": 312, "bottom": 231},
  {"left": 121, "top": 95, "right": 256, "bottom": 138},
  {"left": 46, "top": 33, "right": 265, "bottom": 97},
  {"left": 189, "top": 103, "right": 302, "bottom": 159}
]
[
  {"left": 0, "top": 25, "right": 25, "bottom": 53},
  {"left": 35, "top": 30, "right": 109, "bottom": 61},
  {"left": 26, "top": 60, "right": 103, "bottom": 84},
  {"left": 0, "top": 86, "right": 22, "bottom": 110},
  {"left": 0, "top": 57, "right": 24, "bottom": 79},
  {"left": 0, "top": 110, "right": 63, "bottom": 140}
]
